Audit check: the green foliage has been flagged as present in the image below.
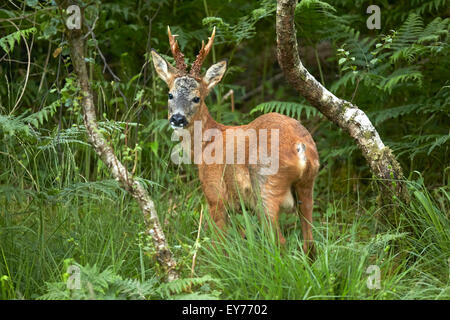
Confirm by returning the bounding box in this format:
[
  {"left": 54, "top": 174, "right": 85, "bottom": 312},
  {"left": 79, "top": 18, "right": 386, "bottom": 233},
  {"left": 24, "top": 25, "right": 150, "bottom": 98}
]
[
  {"left": 203, "top": 0, "right": 276, "bottom": 45},
  {"left": 322, "top": 8, "right": 449, "bottom": 176},
  {"left": 38, "top": 262, "right": 218, "bottom": 300},
  {"left": 0, "top": 0, "right": 449, "bottom": 300},
  {"left": 250, "top": 100, "right": 321, "bottom": 120},
  {"left": 0, "top": 27, "right": 36, "bottom": 54},
  {"left": 295, "top": 0, "right": 343, "bottom": 44},
  {"left": 199, "top": 179, "right": 450, "bottom": 299},
  {"left": 0, "top": 101, "right": 58, "bottom": 138},
  {"left": 0, "top": 114, "right": 31, "bottom": 137},
  {"left": 23, "top": 100, "right": 60, "bottom": 128}
]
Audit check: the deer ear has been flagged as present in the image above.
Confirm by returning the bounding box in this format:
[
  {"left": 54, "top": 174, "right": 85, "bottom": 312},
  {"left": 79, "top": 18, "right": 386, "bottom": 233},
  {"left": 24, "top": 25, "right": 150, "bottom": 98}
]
[
  {"left": 204, "top": 60, "right": 227, "bottom": 90},
  {"left": 151, "top": 49, "right": 176, "bottom": 85}
]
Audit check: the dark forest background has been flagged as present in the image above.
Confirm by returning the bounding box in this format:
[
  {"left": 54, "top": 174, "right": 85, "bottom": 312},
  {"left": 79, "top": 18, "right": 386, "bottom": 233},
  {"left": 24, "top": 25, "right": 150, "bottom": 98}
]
[{"left": 0, "top": 0, "right": 448, "bottom": 299}]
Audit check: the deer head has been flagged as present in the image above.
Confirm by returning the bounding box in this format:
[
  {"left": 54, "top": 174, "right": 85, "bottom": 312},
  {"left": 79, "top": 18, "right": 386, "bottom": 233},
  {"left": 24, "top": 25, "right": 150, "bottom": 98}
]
[{"left": 151, "top": 26, "right": 227, "bottom": 129}]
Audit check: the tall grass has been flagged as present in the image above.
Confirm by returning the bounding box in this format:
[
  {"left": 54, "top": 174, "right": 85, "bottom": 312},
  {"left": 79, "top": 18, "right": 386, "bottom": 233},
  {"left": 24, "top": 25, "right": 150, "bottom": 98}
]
[
  {"left": 197, "top": 178, "right": 449, "bottom": 299},
  {"left": 0, "top": 0, "right": 448, "bottom": 300},
  {"left": 0, "top": 91, "right": 448, "bottom": 300},
  {"left": 1, "top": 139, "right": 448, "bottom": 299}
]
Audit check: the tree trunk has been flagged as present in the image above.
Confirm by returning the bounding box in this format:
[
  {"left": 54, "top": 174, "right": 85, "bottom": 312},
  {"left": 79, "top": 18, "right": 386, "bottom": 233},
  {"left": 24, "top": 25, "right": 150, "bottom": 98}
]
[
  {"left": 276, "top": 0, "right": 408, "bottom": 204},
  {"left": 59, "top": 5, "right": 178, "bottom": 281}
]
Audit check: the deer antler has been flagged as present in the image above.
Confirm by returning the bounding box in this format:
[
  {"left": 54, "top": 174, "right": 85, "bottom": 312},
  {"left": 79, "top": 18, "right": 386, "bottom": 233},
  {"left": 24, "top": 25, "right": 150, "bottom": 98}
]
[
  {"left": 189, "top": 27, "right": 216, "bottom": 78},
  {"left": 167, "top": 26, "right": 187, "bottom": 73}
]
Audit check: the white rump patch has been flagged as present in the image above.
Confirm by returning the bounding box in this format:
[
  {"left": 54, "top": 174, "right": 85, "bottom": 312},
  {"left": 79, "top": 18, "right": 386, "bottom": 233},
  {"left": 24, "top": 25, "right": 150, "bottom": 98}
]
[
  {"left": 281, "top": 189, "right": 294, "bottom": 210},
  {"left": 297, "top": 143, "right": 307, "bottom": 171}
]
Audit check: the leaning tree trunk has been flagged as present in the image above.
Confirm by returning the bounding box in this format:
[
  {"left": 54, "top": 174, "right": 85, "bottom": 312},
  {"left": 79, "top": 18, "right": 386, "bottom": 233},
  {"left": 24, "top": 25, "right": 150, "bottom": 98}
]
[
  {"left": 57, "top": 2, "right": 178, "bottom": 281},
  {"left": 276, "top": 0, "right": 408, "bottom": 204}
]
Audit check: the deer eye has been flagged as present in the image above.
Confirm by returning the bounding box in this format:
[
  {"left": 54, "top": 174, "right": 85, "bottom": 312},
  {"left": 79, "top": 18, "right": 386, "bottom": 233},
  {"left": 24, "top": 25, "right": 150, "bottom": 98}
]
[
  {"left": 168, "top": 93, "right": 173, "bottom": 100},
  {"left": 192, "top": 97, "right": 200, "bottom": 103}
]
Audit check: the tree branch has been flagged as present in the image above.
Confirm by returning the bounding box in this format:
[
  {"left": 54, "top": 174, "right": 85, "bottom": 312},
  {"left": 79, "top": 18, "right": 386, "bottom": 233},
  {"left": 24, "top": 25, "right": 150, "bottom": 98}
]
[
  {"left": 276, "top": 0, "right": 408, "bottom": 203},
  {"left": 57, "top": 3, "right": 178, "bottom": 281}
]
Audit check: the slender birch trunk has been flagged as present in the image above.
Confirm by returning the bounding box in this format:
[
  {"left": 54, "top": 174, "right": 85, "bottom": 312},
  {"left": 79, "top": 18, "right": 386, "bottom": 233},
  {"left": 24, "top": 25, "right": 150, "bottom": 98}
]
[
  {"left": 276, "top": 0, "right": 408, "bottom": 204},
  {"left": 57, "top": 3, "right": 178, "bottom": 281}
]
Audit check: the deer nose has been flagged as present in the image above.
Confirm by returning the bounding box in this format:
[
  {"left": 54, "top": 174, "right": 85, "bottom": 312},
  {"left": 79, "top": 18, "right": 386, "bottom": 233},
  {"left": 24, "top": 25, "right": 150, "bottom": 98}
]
[{"left": 170, "top": 113, "right": 188, "bottom": 128}]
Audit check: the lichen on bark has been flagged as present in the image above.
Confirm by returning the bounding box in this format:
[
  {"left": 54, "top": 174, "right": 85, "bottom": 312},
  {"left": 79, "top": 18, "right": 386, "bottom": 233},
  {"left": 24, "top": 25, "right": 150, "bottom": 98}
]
[
  {"left": 276, "top": 0, "right": 409, "bottom": 205},
  {"left": 56, "top": 1, "right": 179, "bottom": 281}
]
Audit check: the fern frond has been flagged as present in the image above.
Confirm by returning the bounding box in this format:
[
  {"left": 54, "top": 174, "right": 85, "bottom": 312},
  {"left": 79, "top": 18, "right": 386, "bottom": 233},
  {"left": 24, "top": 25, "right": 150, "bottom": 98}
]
[
  {"left": 156, "top": 275, "right": 217, "bottom": 299},
  {"left": 391, "top": 14, "right": 424, "bottom": 51},
  {"left": 427, "top": 134, "right": 450, "bottom": 155},
  {"left": 51, "top": 179, "right": 123, "bottom": 203},
  {"left": 203, "top": 0, "right": 275, "bottom": 45},
  {"left": 330, "top": 70, "right": 360, "bottom": 93},
  {"left": 412, "top": 0, "right": 449, "bottom": 16},
  {"left": 370, "top": 104, "right": 421, "bottom": 125},
  {"left": 250, "top": 101, "right": 320, "bottom": 120},
  {"left": 295, "top": 0, "right": 340, "bottom": 42},
  {"left": 393, "top": 133, "right": 450, "bottom": 159},
  {"left": 0, "top": 114, "right": 29, "bottom": 137},
  {"left": 321, "top": 144, "right": 358, "bottom": 163},
  {"left": 38, "top": 126, "right": 89, "bottom": 150},
  {"left": 173, "top": 292, "right": 220, "bottom": 300},
  {"left": 418, "top": 17, "right": 449, "bottom": 44},
  {"left": 23, "top": 100, "right": 60, "bottom": 128},
  {"left": 115, "top": 277, "right": 158, "bottom": 300},
  {"left": 0, "top": 27, "right": 36, "bottom": 54},
  {"left": 380, "top": 67, "right": 423, "bottom": 93}
]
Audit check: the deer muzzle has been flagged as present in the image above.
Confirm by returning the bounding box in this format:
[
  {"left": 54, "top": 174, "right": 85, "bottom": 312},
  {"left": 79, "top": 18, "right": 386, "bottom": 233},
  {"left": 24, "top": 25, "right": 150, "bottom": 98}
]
[{"left": 170, "top": 113, "right": 188, "bottom": 128}]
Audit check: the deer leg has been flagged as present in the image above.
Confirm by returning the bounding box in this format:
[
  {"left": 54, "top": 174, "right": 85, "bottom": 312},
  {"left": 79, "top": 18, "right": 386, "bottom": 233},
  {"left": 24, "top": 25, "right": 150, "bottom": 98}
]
[
  {"left": 263, "top": 196, "right": 286, "bottom": 246},
  {"left": 294, "top": 182, "right": 316, "bottom": 258},
  {"left": 202, "top": 200, "right": 227, "bottom": 248},
  {"left": 201, "top": 178, "right": 228, "bottom": 232},
  {"left": 208, "top": 200, "right": 227, "bottom": 232}
]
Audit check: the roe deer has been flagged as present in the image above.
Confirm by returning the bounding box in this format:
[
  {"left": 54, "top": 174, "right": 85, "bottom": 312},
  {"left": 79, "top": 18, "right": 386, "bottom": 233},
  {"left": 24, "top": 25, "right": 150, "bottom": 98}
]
[{"left": 151, "top": 27, "right": 320, "bottom": 256}]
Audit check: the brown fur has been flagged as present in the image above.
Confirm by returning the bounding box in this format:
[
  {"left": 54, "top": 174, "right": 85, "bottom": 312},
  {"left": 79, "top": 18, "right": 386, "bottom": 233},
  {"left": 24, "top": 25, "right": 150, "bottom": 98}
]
[
  {"left": 151, "top": 29, "right": 319, "bottom": 256},
  {"left": 186, "top": 102, "right": 319, "bottom": 256}
]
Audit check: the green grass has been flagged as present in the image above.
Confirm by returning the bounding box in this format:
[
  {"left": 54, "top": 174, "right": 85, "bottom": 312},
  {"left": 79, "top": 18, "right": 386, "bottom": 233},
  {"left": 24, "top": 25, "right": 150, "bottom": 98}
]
[
  {"left": 1, "top": 148, "right": 448, "bottom": 299},
  {"left": 0, "top": 0, "right": 448, "bottom": 301},
  {"left": 0, "top": 98, "right": 448, "bottom": 300},
  {"left": 196, "top": 179, "right": 449, "bottom": 299}
]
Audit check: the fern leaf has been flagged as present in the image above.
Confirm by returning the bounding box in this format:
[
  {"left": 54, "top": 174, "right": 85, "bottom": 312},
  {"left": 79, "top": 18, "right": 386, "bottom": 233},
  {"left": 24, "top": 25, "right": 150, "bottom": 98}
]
[
  {"left": 250, "top": 101, "right": 320, "bottom": 120},
  {"left": 370, "top": 104, "right": 421, "bottom": 125},
  {"left": 391, "top": 14, "right": 424, "bottom": 51},
  {"left": 380, "top": 67, "right": 423, "bottom": 93},
  {"left": 428, "top": 134, "right": 450, "bottom": 155},
  {"left": 418, "top": 17, "right": 449, "bottom": 44},
  {"left": 0, "top": 27, "right": 36, "bottom": 54}
]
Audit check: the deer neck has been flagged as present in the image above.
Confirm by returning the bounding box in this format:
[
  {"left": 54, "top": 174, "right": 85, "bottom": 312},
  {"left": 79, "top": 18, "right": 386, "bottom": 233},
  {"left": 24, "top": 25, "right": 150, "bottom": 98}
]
[
  {"left": 187, "top": 102, "right": 225, "bottom": 156},
  {"left": 189, "top": 102, "right": 223, "bottom": 131},
  {"left": 203, "top": 102, "right": 222, "bottom": 128}
]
